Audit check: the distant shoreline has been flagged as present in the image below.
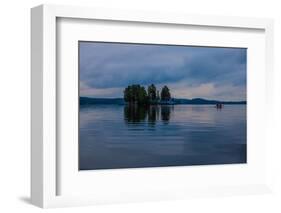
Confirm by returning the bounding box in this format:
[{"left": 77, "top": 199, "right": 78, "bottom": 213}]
[{"left": 80, "top": 97, "right": 246, "bottom": 105}]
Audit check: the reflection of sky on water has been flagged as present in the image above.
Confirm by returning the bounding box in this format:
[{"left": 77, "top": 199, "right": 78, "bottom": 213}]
[{"left": 79, "top": 105, "right": 246, "bottom": 170}]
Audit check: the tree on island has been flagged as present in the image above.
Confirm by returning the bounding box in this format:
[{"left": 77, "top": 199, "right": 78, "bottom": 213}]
[
  {"left": 147, "top": 84, "right": 157, "bottom": 101},
  {"left": 124, "top": 84, "right": 148, "bottom": 105},
  {"left": 161, "top": 85, "right": 171, "bottom": 101},
  {"left": 137, "top": 86, "right": 148, "bottom": 105},
  {"left": 124, "top": 84, "right": 172, "bottom": 105},
  {"left": 124, "top": 85, "right": 133, "bottom": 102}
]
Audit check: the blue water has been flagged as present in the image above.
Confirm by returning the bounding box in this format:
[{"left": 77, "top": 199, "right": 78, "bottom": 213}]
[{"left": 79, "top": 105, "right": 246, "bottom": 170}]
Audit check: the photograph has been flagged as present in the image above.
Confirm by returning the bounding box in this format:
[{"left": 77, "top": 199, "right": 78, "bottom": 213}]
[{"left": 79, "top": 41, "right": 247, "bottom": 170}]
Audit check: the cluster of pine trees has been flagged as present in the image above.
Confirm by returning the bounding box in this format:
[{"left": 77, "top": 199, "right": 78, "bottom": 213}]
[{"left": 124, "top": 84, "right": 171, "bottom": 105}]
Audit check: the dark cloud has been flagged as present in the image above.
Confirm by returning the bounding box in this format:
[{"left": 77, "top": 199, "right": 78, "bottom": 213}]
[{"left": 79, "top": 42, "right": 246, "bottom": 100}]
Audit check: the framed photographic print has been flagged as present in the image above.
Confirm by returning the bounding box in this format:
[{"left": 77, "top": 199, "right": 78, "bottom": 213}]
[{"left": 31, "top": 4, "right": 274, "bottom": 208}]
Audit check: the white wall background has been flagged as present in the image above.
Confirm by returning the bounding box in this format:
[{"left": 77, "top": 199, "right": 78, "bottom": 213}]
[{"left": 0, "top": 0, "right": 280, "bottom": 212}]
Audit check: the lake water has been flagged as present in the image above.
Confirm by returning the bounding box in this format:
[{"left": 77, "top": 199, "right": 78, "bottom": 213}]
[{"left": 79, "top": 104, "right": 246, "bottom": 170}]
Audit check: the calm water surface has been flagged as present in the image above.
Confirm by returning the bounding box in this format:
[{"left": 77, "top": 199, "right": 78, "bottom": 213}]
[{"left": 79, "top": 105, "right": 246, "bottom": 170}]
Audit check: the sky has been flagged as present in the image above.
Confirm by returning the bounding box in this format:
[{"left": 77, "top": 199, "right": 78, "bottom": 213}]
[{"left": 79, "top": 42, "right": 246, "bottom": 101}]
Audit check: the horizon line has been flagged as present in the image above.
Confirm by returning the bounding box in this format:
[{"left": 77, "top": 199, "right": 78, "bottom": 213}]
[{"left": 80, "top": 96, "right": 246, "bottom": 102}]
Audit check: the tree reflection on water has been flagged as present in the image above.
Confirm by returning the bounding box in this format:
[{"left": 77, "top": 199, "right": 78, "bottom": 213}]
[{"left": 124, "top": 105, "right": 173, "bottom": 125}]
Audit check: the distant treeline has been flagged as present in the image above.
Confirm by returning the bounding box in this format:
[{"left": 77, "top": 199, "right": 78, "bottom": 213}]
[
  {"left": 80, "top": 97, "right": 246, "bottom": 106},
  {"left": 124, "top": 84, "right": 171, "bottom": 105}
]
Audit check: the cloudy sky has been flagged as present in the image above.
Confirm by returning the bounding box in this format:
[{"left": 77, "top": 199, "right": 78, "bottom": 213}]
[{"left": 79, "top": 42, "right": 246, "bottom": 101}]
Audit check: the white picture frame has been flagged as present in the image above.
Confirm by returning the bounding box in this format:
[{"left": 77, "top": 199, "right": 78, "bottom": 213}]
[{"left": 31, "top": 4, "right": 274, "bottom": 208}]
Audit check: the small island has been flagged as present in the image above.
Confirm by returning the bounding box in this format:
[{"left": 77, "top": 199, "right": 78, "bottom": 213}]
[{"left": 124, "top": 84, "right": 174, "bottom": 105}]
